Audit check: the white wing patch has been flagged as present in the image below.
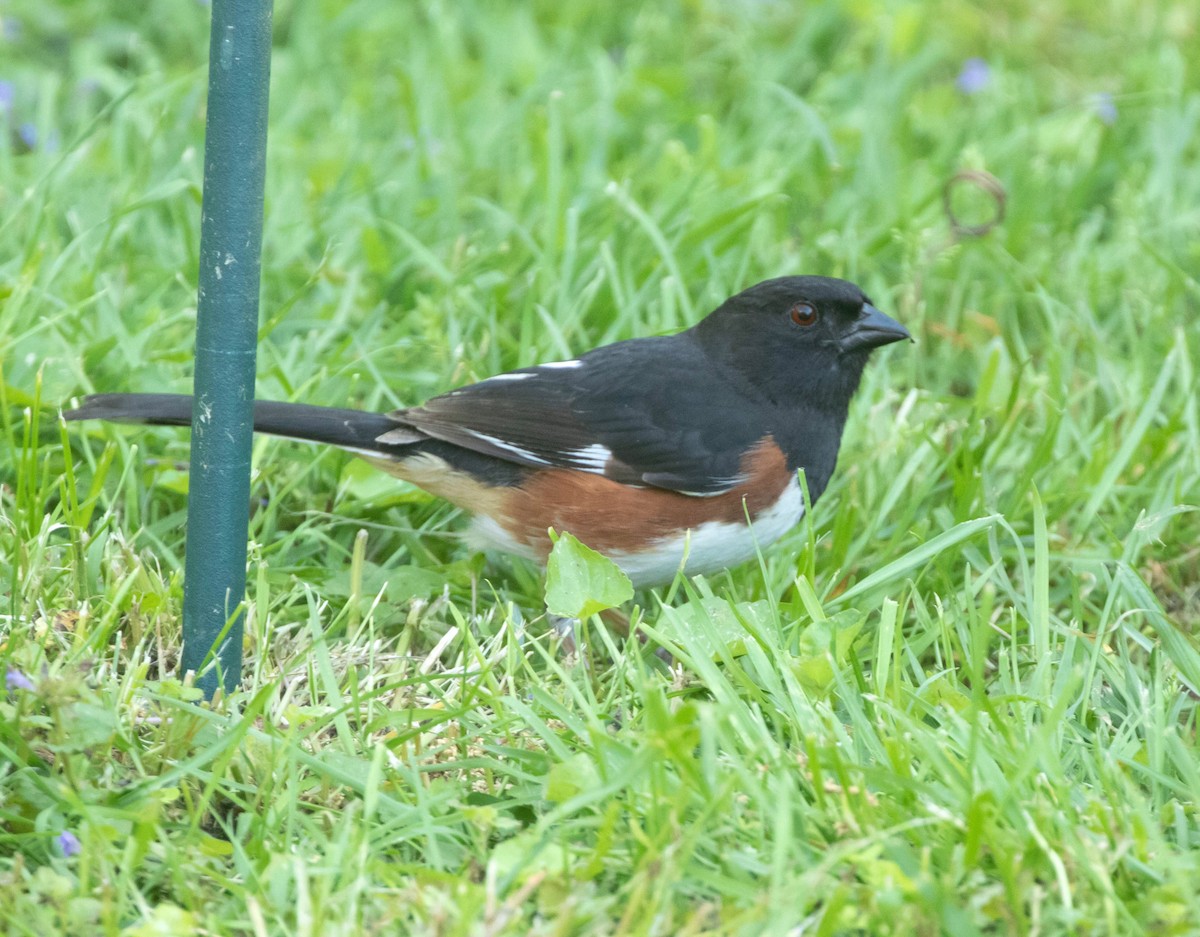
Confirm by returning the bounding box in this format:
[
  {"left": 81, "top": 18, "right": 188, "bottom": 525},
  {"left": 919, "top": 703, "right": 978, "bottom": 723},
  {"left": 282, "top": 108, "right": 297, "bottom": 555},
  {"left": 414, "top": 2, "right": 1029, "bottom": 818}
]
[
  {"left": 482, "top": 372, "right": 535, "bottom": 382},
  {"left": 446, "top": 359, "right": 579, "bottom": 393},
  {"left": 464, "top": 430, "right": 553, "bottom": 465},
  {"left": 566, "top": 443, "right": 614, "bottom": 471},
  {"left": 375, "top": 426, "right": 424, "bottom": 445},
  {"left": 671, "top": 486, "right": 740, "bottom": 498}
]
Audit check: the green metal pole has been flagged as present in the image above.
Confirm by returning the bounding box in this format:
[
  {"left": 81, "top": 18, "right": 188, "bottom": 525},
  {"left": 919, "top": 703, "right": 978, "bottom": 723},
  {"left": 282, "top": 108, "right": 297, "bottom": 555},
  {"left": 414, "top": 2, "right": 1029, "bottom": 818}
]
[{"left": 182, "top": 0, "right": 273, "bottom": 697}]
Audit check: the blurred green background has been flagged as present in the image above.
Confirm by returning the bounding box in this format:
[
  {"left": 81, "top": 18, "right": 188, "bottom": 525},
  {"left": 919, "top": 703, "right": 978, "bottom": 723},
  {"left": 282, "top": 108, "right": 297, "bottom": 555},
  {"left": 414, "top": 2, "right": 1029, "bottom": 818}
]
[{"left": 1, "top": 1, "right": 1198, "bottom": 934}]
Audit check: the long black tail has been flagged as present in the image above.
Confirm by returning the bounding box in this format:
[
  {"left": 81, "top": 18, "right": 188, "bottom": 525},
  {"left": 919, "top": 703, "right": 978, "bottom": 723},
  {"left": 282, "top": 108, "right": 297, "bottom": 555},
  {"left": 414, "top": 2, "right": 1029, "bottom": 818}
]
[{"left": 63, "top": 393, "right": 407, "bottom": 454}]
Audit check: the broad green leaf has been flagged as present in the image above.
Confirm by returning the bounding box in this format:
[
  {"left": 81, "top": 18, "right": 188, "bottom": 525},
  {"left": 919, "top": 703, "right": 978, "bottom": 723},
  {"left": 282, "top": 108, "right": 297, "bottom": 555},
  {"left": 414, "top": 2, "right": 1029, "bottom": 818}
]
[
  {"left": 545, "top": 753, "right": 601, "bottom": 803},
  {"left": 544, "top": 532, "right": 633, "bottom": 619},
  {"left": 794, "top": 609, "right": 866, "bottom": 694},
  {"left": 53, "top": 703, "right": 119, "bottom": 753},
  {"left": 326, "top": 561, "right": 447, "bottom": 603},
  {"left": 657, "top": 597, "right": 774, "bottom": 659}
]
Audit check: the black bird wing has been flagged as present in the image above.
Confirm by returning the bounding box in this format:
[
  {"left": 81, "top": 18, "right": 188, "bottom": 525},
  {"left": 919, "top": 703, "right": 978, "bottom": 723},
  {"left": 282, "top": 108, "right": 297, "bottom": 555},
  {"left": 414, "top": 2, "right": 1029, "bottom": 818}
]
[{"left": 388, "top": 334, "right": 765, "bottom": 495}]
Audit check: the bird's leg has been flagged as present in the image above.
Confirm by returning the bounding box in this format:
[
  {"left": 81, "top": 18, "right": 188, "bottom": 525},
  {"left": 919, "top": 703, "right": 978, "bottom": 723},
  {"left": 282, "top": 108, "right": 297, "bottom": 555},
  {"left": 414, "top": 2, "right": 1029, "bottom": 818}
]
[{"left": 547, "top": 614, "right": 580, "bottom": 657}]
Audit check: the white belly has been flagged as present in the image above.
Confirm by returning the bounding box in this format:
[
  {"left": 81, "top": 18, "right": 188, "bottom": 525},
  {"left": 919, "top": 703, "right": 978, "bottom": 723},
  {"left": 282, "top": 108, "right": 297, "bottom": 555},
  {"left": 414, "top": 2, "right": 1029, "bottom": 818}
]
[
  {"left": 469, "top": 477, "right": 805, "bottom": 587},
  {"left": 606, "top": 477, "right": 805, "bottom": 586}
]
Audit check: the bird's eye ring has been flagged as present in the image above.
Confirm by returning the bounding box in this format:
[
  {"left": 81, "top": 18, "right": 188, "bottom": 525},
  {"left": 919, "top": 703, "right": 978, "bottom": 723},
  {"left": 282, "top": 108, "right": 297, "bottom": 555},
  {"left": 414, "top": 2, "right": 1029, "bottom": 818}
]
[{"left": 789, "top": 302, "right": 818, "bottom": 327}]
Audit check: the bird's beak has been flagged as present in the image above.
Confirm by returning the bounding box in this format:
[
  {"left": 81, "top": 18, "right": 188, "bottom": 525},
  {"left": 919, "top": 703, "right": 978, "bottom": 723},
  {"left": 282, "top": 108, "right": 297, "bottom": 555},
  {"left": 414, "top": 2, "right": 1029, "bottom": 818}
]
[{"left": 838, "top": 303, "right": 911, "bottom": 354}]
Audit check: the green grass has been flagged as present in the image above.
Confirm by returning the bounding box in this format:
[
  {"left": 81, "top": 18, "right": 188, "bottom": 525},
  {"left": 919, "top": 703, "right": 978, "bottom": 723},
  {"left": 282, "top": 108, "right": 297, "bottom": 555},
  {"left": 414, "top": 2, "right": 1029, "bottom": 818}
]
[{"left": 2, "top": 0, "right": 1199, "bottom": 933}]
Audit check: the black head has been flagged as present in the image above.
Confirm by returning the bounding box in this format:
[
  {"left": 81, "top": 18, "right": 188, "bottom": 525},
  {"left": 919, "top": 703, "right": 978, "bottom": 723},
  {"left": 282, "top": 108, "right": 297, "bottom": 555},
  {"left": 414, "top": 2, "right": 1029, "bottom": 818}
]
[{"left": 691, "top": 275, "right": 909, "bottom": 411}]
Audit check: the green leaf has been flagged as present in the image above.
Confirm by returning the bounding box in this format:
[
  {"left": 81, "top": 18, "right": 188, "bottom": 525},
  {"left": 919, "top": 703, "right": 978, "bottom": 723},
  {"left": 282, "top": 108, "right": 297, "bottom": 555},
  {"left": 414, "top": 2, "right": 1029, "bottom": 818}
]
[
  {"left": 656, "top": 597, "right": 774, "bottom": 659},
  {"left": 793, "top": 609, "right": 866, "bottom": 694},
  {"left": 122, "top": 904, "right": 198, "bottom": 937},
  {"left": 488, "top": 831, "right": 568, "bottom": 882},
  {"left": 339, "top": 457, "right": 435, "bottom": 505},
  {"left": 544, "top": 752, "right": 601, "bottom": 803},
  {"left": 54, "top": 703, "right": 119, "bottom": 753},
  {"left": 544, "top": 532, "right": 633, "bottom": 619},
  {"left": 325, "top": 561, "right": 448, "bottom": 604}
]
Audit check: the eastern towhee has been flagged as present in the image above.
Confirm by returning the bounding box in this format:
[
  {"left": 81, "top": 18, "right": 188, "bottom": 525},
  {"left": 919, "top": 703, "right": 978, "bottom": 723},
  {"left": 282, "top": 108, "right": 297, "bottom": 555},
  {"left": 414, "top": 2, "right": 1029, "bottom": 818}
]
[{"left": 65, "top": 276, "right": 909, "bottom": 586}]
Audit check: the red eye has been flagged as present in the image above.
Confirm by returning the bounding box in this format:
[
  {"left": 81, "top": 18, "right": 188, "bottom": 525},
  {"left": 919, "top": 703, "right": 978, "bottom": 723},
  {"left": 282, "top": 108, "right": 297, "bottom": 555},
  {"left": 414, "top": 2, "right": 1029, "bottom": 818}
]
[{"left": 790, "top": 302, "right": 818, "bottom": 327}]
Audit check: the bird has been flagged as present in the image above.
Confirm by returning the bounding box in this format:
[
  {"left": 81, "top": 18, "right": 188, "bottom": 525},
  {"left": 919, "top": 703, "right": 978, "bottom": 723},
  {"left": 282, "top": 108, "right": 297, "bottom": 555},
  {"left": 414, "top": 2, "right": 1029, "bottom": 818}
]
[{"left": 64, "top": 276, "right": 910, "bottom": 588}]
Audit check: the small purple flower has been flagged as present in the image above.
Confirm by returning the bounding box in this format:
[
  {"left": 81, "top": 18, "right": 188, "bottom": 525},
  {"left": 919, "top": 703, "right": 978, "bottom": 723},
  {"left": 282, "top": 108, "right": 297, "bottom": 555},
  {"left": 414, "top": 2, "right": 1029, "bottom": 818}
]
[
  {"left": 0, "top": 80, "right": 13, "bottom": 114},
  {"left": 18, "top": 122, "right": 37, "bottom": 147},
  {"left": 956, "top": 58, "right": 991, "bottom": 95},
  {"left": 1090, "top": 92, "right": 1117, "bottom": 125},
  {"left": 57, "top": 830, "right": 81, "bottom": 857},
  {"left": 5, "top": 667, "right": 34, "bottom": 692}
]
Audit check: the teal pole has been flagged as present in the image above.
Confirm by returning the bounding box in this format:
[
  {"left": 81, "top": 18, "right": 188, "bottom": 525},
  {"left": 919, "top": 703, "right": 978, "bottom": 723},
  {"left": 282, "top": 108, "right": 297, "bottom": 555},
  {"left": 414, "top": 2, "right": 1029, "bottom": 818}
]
[{"left": 182, "top": 0, "right": 273, "bottom": 697}]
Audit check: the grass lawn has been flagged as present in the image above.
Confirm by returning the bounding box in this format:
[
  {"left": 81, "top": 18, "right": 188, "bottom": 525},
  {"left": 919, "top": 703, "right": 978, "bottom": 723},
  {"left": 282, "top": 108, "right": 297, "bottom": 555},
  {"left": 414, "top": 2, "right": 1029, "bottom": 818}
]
[{"left": 2, "top": 0, "right": 1199, "bottom": 933}]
